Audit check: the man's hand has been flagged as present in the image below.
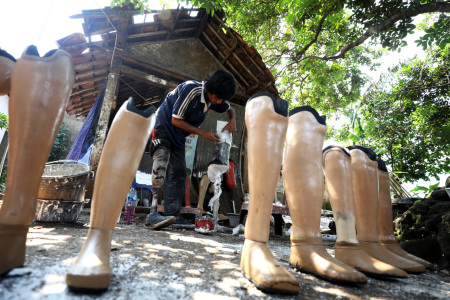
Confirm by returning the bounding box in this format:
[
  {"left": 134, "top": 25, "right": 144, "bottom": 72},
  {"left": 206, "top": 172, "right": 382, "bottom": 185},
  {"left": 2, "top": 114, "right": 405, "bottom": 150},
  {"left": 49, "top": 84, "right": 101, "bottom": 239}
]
[
  {"left": 201, "top": 131, "right": 220, "bottom": 142},
  {"left": 223, "top": 107, "right": 237, "bottom": 134},
  {"left": 222, "top": 119, "right": 237, "bottom": 134}
]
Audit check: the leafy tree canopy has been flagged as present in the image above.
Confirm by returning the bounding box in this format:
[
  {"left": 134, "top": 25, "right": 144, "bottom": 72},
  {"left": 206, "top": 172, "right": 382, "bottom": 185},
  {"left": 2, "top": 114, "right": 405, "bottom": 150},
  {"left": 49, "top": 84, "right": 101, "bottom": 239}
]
[
  {"left": 112, "top": 0, "right": 449, "bottom": 112},
  {"left": 110, "top": 0, "right": 450, "bottom": 183},
  {"left": 333, "top": 45, "right": 450, "bottom": 183}
]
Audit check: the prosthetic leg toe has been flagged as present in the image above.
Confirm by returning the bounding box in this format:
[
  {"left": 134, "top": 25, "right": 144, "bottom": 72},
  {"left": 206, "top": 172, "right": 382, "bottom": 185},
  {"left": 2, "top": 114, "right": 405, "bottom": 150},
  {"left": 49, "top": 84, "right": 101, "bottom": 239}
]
[
  {"left": 66, "top": 229, "right": 112, "bottom": 293},
  {"left": 359, "top": 241, "right": 426, "bottom": 273},
  {"left": 290, "top": 239, "right": 367, "bottom": 283},
  {"left": 144, "top": 212, "right": 175, "bottom": 230},
  {"left": 241, "top": 239, "right": 299, "bottom": 294},
  {"left": 335, "top": 242, "right": 407, "bottom": 278},
  {"left": 0, "top": 224, "right": 28, "bottom": 276}
]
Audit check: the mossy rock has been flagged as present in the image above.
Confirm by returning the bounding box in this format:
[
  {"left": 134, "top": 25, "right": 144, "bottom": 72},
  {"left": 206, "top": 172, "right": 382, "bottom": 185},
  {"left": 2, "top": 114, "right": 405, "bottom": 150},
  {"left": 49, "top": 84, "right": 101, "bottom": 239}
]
[
  {"left": 400, "top": 236, "right": 442, "bottom": 265},
  {"left": 437, "top": 212, "right": 450, "bottom": 260},
  {"left": 423, "top": 213, "right": 442, "bottom": 233},
  {"left": 398, "top": 226, "right": 432, "bottom": 242},
  {"left": 409, "top": 199, "right": 437, "bottom": 215},
  {"left": 430, "top": 187, "right": 450, "bottom": 201}
]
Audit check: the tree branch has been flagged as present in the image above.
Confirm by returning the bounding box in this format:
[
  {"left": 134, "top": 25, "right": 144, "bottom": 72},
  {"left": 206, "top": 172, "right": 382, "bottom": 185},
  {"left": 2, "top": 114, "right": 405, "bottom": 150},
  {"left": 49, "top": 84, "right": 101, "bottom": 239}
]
[{"left": 310, "top": 2, "right": 450, "bottom": 61}]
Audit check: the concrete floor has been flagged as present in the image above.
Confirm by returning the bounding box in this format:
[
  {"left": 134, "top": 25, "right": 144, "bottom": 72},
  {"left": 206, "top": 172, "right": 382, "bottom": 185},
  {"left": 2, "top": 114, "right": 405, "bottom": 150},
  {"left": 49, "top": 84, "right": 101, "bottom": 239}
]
[{"left": 1, "top": 209, "right": 449, "bottom": 300}]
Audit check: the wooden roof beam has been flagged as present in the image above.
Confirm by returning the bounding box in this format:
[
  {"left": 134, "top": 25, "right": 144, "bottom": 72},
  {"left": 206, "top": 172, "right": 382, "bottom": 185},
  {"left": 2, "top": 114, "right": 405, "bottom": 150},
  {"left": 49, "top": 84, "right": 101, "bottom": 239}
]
[
  {"left": 213, "top": 14, "right": 273, "bottom": 83},
  {"left": 201, "top": 32, "right": 249, "bottom": 88},
  {"left": 206, "top": 23, "right": 259, "bottom": 84},
  {"left": 166, "top": 7, "right": 184, "bottom": 40},
  {"left": 120, "top": 65, "right": 178, "bottom": 88}
]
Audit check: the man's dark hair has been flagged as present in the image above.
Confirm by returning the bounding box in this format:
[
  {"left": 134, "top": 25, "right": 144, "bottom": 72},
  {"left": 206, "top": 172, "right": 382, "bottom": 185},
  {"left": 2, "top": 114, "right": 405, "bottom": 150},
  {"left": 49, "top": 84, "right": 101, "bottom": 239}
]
[{"left": 204, "top": 69, "right": 236, "bottom": 101}]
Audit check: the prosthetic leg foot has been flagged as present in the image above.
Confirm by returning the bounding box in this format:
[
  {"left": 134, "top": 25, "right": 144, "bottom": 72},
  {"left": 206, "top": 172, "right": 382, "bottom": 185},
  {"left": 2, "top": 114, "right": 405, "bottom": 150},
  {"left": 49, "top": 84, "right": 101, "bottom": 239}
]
[
  {"left": 66, "top": 98, "right": 156, "bottom": 292},
  {"left": 323, "top": 146, "right": 407, "bottom": 278},
  {"left": 144, "top": 146, "right": 175, "bottom": 230},
  {"left": 144, "top": 194, "right": 175, "bottom": 230},
  {"left": 284, "top": 108, "right": 366, "bottom": 284},
  {"left": 377, "top": 160, "right": 433, "bottom": 269},
  {"left": 241, "top": 92, "right": 299, "bottom": 294},
  {"left": 348, "top": 146, "right": 426, "bottom": 273},
  {"left": 0, "top": 46, "right": 74, "bottom": 276}
]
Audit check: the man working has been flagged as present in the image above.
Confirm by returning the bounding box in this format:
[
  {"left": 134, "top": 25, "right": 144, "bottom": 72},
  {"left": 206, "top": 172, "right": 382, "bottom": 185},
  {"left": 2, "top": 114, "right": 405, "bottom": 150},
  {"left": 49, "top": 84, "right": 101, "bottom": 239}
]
[{"left": 145, "top": 69, "right": 237, "bottom": 230}]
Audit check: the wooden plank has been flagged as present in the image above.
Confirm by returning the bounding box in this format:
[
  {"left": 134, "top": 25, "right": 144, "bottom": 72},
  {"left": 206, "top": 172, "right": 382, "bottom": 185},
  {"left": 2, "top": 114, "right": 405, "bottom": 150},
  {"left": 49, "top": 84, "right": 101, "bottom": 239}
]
[
  {"left": 75, "top": 67, "right": 110, "bottom": 80},
  {"left": 166, "top": 8, "right": 183, "bottom": 40},
  {"left": 120, "top": 65, "right": 178, "bottom": 88},
  {"left": 195, "top": 10, "right": 209, "bottom": 38}
]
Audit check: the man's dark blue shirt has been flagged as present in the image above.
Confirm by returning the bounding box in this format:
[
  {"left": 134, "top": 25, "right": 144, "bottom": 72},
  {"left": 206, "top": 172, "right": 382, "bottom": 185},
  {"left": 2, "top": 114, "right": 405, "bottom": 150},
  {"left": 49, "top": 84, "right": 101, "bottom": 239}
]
[{"left": 155, "top": 80, "right": 230, "bottom": 149}]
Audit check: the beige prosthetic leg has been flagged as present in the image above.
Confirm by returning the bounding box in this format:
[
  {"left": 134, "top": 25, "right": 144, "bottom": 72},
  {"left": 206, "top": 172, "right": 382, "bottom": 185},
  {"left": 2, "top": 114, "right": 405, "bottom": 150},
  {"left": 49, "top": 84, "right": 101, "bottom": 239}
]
[
  {"left": 323, "top": 146, "right": 407, "bottom": 278},
  {"left": 348, "top": 146, "right": 425, "bottom": 273},
  {"left": 0, "top": 49, "right": 15, "bottom": 95},
  {"left": 284, "top": 107, "right": 366, "bottom": 284},
  {"left": 0, "top": 46, "right": 74, "bottom": 276},
  {"left": 377, "top": 160, "right": 433, "bottom": 268},
  {"left": 66, "top": 99, "right": 156, "bottom": 293},
  {"left": 197, "top": 174, "right": 209, "bottom": 214},
  {"left": 241, "top": 92, "right": 299, "bottom": 295}
]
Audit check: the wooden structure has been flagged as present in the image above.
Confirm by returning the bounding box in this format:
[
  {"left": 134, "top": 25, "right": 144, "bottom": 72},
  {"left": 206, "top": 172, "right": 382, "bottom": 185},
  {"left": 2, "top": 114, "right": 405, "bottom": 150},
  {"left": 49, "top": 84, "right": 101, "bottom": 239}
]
[{"left": 58, "top": 5, "right": 280, "bottom": 215}]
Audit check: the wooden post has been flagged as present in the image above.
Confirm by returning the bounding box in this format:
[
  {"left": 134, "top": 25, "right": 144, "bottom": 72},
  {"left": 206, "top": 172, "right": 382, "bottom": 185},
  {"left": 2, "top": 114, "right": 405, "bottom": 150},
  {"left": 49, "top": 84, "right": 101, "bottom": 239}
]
[{"left": 85, "top": 10, "right": 131, "bottom": 201}]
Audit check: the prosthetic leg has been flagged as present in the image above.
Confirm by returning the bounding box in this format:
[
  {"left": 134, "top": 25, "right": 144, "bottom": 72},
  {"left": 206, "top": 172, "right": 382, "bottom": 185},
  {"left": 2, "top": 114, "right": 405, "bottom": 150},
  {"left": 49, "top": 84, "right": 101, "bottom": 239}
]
[
  {"left": 197, "top": 174, "right": 209, "bottom": 215},
  {"left": 377, "top": 160, "right": 433, "bottom": 268},
  {"left": 144, "top": 146, "right": 176, "bottom": 229},
  {"left": 348, "top": 146, "right": 425, "bottom": 273},
  {"left": 323, "top": 146, "right": 407, "bottom": 278},
  {"left": 241, "top": 92, "right": 299, "bottom": 294},
  {"left": 0, "top": 49, "right": 15, "bottom": 95},
  {"left": 284, "top": 107, "right": 366, "bottom": 284},
  {"left": 66, "top": 99, "right": 156, "bottom": 292},
  {"left": 0, "top": 46, "right": 74, "bottom": 275}
]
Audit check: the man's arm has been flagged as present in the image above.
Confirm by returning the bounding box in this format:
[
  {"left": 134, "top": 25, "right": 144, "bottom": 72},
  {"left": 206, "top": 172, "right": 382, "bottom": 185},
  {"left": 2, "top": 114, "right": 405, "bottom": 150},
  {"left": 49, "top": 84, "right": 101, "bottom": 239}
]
[
  {"left": 172, "top": 117, "right": 220, "bottom": 142},
  {"left": 222, "top": 106, "right": 237, "bottom": 134}
]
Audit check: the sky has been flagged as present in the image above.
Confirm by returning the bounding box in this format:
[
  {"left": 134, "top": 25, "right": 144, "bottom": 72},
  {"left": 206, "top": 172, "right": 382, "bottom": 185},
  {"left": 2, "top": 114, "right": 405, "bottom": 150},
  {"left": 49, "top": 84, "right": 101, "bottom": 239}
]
[
  {"left": 0, "top": 0, "right": 182, "bottom": 58},
  {"left": 0, "top": 1, "right": 443, "bottom": 192}
]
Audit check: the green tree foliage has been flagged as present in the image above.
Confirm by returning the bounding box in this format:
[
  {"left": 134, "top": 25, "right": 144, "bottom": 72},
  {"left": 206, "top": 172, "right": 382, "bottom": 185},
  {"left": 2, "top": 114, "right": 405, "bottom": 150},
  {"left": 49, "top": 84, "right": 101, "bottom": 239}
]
[
  {"left": 0, "top": 112, "right": 8, "bottom": 130},
  {"left": 48, "top": 121, "right": 69, "bottom": 162},
  {"left": 336, "top": 46, "right": 450, "bottom": 183}
]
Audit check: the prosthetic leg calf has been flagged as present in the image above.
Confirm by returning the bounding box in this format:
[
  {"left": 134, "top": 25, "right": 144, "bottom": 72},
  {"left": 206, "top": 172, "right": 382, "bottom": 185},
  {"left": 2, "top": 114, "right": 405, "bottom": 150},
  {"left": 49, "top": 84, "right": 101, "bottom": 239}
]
[
  {"left": 348, "top": 146, "right": 425, "bottom": 273},
  {"left": 0, "top": 46, "right": 74, "bottom": 275},
  {"left": 241, "top": 92, "right": 299, "bottom": 295},
  {"left": 284, "top": 107, "right": 367, "bottom": 284},
  {"left": 323, "top": 146, "right": 407, "bottom": 278},
  {"left": 66, "top": 98, "right": 156, "bottom": 292},
  {"left": 144, "top": 146, "right": 175, "bottom": 229}
]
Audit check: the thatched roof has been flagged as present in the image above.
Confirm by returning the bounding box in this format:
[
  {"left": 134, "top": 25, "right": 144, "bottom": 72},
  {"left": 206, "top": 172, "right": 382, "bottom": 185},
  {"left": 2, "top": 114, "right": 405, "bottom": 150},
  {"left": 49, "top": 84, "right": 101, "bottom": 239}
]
[{"left": 58, "top": 5, "right": 279, "bottom": 119}]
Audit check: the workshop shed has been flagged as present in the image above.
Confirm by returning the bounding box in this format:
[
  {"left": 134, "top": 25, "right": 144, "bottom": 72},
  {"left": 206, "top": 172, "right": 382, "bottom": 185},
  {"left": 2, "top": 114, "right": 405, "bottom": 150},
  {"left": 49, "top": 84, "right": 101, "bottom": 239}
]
[{"left": 59, "top": 4, "right": 280, "bottom": 215}]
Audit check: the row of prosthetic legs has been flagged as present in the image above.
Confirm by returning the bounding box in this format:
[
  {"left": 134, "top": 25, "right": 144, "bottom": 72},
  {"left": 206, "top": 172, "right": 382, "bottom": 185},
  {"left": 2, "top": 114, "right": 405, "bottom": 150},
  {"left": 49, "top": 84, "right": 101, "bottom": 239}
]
[
  {"left": 241, "top": 93, "right": 431, "bottom": 294},
  {"left": 0, "top": 46, "right": 157, "bottom": 293}
]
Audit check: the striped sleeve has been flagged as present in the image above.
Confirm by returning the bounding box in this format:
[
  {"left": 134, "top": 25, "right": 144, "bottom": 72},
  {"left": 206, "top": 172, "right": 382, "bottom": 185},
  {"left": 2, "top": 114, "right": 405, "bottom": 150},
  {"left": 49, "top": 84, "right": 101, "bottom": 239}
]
[{"left": 172, "top": 82, "right": 202, "bottom": 119}]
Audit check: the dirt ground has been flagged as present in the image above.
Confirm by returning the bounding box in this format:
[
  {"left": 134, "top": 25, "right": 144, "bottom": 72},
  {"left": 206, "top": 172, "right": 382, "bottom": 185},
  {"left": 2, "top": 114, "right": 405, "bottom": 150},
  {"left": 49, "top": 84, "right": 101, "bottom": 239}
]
[{"left": 1, "top": 209, "right": 450, "bottom": 300}]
